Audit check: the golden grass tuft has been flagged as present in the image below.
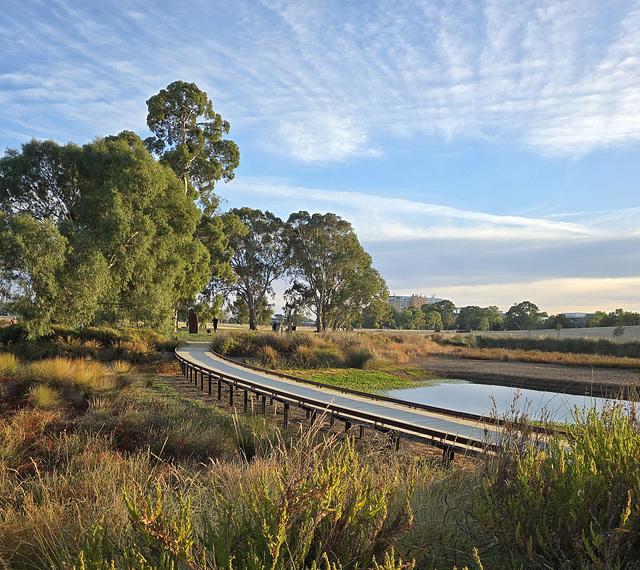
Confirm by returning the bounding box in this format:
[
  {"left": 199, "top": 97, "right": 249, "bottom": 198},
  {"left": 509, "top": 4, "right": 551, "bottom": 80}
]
[
  {"left": 0, "top": 352, "right": 20, "bottom": 376},
  {"left": 29, "top": 385, "right": 65, "bottom": 410}
]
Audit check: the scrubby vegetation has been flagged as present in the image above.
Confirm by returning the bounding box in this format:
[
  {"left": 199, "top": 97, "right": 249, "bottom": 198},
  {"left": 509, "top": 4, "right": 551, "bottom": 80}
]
[
  {"left": 437, "top": 333, "right": 640, "bottom": 358},
  {"left": 211, "top": 330, "right": 435, "bottom": 370},
  {"left": 0, "top": 323, "right": 179, "bottom": 362},
  {"left": 1, "top": 347, "right": 640, "bottom": 568},
  {"left": 477, "top": 405, "right": 640, "bottom": 568}
]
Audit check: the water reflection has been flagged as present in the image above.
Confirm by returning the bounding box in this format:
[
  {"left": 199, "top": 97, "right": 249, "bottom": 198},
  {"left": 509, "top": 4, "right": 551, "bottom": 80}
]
[{"left": 386, "top": 380, "right": 628, "bottom": 423}]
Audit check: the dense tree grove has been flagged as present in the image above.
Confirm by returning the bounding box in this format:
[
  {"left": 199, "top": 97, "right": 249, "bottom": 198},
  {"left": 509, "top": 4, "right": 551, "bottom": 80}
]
[
  {"left": 1, "top": 133, "right": 216, "bottom": 337},
  {"left": 0, "top": 81, "right": 389, "bottom": 336}
]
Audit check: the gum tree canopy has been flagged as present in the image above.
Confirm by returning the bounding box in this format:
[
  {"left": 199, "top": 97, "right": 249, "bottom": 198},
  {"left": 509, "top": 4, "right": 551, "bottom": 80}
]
[
  {"left": 286, "top": 211, "right": 388, "bottom": 332},
  {"left": 0, "top": 133, "right": 210, "bottom": 336},
  {"left": 214, "top": 208, "right": 288, "bottom": 331},
  {"left": 145, "top": 80, "right": 240, "bottom": 209}
]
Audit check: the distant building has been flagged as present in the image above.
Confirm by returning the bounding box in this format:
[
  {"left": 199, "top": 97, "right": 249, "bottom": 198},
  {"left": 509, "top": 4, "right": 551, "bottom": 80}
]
[
  {"left": 562, "top": 312, "right": 592, "bottom": 327},
  {"left": 388, "top": 294, "right": 442, "bottom": 311}
]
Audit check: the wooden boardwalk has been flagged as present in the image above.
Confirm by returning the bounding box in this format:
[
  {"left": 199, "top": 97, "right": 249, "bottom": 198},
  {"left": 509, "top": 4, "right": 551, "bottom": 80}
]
[{"left": 176, "top": 343, "right": 505, "bottom": 461}]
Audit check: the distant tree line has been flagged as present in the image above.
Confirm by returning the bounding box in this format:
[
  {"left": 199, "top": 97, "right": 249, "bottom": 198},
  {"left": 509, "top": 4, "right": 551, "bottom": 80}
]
[
  {"left": 362, "top": 298, "right": 640, "bottom": 332},
  {"left": 0, "top": 81, "right": 387, "bottom": 337}
]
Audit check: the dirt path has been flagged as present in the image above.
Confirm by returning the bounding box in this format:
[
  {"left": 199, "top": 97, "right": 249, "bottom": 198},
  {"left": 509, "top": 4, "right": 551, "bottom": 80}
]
[{"left": 412, "top": 356, "right": 640, "bottom": 398}]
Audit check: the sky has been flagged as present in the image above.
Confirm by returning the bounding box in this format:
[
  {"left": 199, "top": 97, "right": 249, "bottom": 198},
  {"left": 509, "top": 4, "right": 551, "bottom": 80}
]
[{"left": 2, "top": 0, "right": 640, "bottom": 315}]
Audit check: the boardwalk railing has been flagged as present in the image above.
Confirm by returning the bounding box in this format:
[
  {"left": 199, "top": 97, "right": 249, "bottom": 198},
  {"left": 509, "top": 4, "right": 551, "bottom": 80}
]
[{"left": 175, "top": 348, "right": 562, "bottom": 461}]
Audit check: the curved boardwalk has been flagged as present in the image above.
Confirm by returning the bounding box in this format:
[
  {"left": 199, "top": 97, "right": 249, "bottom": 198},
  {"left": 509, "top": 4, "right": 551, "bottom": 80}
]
[{"left": 177, "top": 343, "right": 505, "bottom": 460}]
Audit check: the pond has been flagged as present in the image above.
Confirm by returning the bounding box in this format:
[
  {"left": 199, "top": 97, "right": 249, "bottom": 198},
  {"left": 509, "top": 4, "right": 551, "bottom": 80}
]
[{"left": 385, "top": 379, "right": 632, "bottom": 423}]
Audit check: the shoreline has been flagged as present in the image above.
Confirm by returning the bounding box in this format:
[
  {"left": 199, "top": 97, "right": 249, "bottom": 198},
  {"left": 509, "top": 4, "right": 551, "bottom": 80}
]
[{"left": 413, "top": 356, "right": 640, "bottom": 399}]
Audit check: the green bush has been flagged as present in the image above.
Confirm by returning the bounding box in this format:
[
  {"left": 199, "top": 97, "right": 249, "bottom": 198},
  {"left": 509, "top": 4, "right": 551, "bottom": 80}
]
[
  {"left": 213, "top": 335, "right": 247, "bottom": 357},
  {"left": 344, "top": 347, "right": 374, "bottom": 369},
  {"left": 110, "top": 436, "right": 414, "bottom": 570},
  {"left": 313, "top": 348, "right": 342, "bottom": 368},
  {"left": 476, "top": 403, "right": 640, "bottom": 568},
  {"left": 0, "top": 324, "right": 27, "bottom": 345}
]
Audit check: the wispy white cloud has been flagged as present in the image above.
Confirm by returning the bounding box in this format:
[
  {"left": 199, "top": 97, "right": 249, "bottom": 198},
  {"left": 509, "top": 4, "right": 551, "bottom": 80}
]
[
  {"left": 2, "top": 1, "right": 640, "bottom": 161},
  {"left": 227, "top": 178, "right": 640, "bottom": 242}
]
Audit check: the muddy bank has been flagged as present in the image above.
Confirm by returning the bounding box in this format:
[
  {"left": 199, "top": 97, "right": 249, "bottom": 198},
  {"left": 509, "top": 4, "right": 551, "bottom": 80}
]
[{"left": 413, "top": 356, "right": 640, "bottom": 399}]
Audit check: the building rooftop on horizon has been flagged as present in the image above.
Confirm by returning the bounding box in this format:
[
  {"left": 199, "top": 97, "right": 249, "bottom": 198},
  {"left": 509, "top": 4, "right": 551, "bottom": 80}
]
[{"left": 388, "top": 294, "right": 442, "bottom": 310}]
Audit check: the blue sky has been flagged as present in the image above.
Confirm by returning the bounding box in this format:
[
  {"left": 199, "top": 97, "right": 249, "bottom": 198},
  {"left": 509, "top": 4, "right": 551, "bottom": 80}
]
[{"left": 2, "top": 0, "right": 640, "bottom": 314}]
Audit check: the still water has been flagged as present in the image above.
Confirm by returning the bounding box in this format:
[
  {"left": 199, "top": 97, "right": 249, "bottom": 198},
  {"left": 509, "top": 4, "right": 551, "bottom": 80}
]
[{"left": 386, "top": 380, "right": 629, "bottom": 423}]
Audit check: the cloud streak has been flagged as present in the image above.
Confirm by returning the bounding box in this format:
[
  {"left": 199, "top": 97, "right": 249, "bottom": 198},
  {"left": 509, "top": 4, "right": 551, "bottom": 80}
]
[{"left": 227, "top": 178, "right": 640, "bottom": 243}]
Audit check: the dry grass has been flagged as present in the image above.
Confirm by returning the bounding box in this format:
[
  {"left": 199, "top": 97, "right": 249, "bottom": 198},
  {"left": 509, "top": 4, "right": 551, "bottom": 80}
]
[
  {"left": 0, "top": 354, "right": 485, "bottom": 569},
  {"left": 211, "top": 331, "right": 439, "bottom": 370},
  {"left": 453, "top": 346, "right": 640, "bottom": 369},
  {"left": 0, "top": 352, "right": 19, "bottom": 376}
]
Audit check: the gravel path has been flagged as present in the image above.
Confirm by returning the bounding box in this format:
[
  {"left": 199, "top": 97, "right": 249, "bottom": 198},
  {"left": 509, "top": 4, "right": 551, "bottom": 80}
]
[{"left": 413, "top": 356, "right": 640, "bottom": 398}]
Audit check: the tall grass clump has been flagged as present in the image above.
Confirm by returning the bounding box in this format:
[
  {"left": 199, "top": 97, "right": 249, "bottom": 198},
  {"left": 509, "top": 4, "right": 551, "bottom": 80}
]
[
  {"left": 0, "top": 352, "right": 19, "bottom": 376},
  {"left": 29, "top": 384, "right": 65, "bottom": 410},
  {"left": 476, "top": 403, "right": 640, "bottom": 568}
]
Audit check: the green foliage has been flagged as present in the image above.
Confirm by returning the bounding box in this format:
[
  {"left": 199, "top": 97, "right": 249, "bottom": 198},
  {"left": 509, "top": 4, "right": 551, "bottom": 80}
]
[
  {"left": 1, "top": 133, "right": 210, "bottom": 334},
  {"left": 504, "top": 301, "right": 547, "bottom": 331},
  {"left": 286, "top": 211, "right": 388, "bottom": 332},
  {"left": 145, "top": 80, "right": 239, "bottom": 204},
  {"left": 589, "top": 308, "right": 640, "bottom": 328},
  {"left": 217, "top": 208, "right": 288, "bottom": 330},
  {"left": 344, "top": 347, "right": 374, "bottom": 369},
  {"left": 476, "top": 404, "right": 640, "bottom": 568},
  {"left": 0, "top": 211, "right": 68, "bottom": 338},
  {"left": 291, "top": 368, "right": 427, "bottom": 392},
  {"left": 214, "top": 335, "right": 243, "bottom": 356},
  {"left": 0, "top": 138, "right": 81, "bottom": 223},
  {"left": 0, "top": 325, "right": 174, "bottom": 363},
  {"left": 431, "top": 299, "right": 457, "bottom": 330},
  {"left": 312, "top": 347, "right": 343, "bottom": 367},
  {"left": 456, "top": 305, "right": 503, "bottom": 331},
  {"left": 196, "top": 436, "right": 414, "bottom": 569}
]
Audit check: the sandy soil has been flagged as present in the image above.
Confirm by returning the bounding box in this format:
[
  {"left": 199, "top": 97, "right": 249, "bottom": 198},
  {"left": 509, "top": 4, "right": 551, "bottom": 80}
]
[{"left": 412, "top": 356, "right": 640, "bottom": 398}]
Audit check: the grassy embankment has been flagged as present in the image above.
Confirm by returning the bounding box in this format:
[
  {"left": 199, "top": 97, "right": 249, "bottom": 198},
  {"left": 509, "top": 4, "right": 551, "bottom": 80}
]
[{"left": 2, "top": 327, "right": 640, "bottom": 568}]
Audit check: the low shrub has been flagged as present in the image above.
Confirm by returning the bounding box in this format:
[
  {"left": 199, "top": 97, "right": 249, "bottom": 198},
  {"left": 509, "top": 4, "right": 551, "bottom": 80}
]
[
  {"left": 345, "top": 347, "right": 374, "bottom": 369},
  {"left": 0, "top": 324, "right": 27, "bottom": 345},
  {"left": 257, "top": 345, "right": 278, "bottom": 368},
  {"left": 476, "top": 403, "right": 640, "bottom": 568},
  {"left": 291, "top": 345, "right": 318, "bottom": 367},
  {"left": 214, "top": 336, "right": 242, "bottom": 356},
  {"left": 313, "top": 348, "right": 342, "bottom": 368}
]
